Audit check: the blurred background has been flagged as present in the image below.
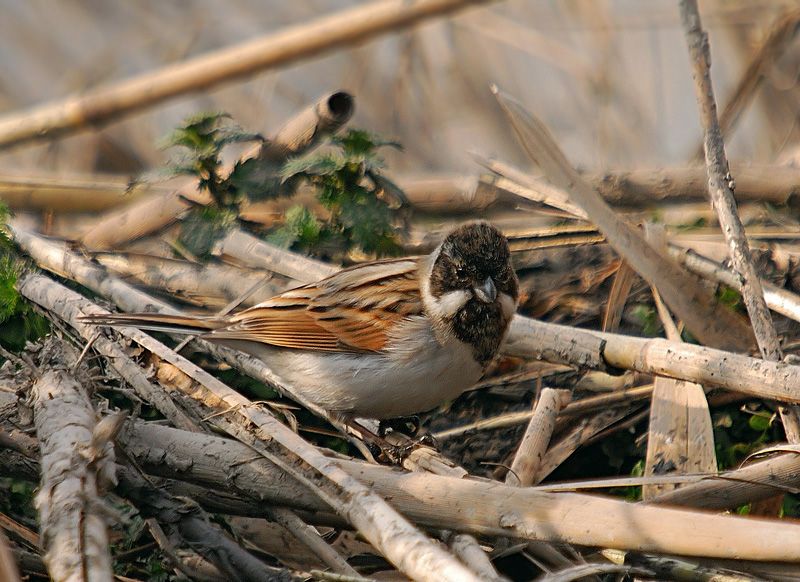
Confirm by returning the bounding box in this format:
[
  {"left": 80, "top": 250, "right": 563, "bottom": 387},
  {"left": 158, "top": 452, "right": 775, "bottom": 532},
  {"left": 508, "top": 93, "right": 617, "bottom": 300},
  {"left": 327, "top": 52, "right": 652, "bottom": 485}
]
[{"left": 2, "top": 0, "right": 799, "bottom": 180}]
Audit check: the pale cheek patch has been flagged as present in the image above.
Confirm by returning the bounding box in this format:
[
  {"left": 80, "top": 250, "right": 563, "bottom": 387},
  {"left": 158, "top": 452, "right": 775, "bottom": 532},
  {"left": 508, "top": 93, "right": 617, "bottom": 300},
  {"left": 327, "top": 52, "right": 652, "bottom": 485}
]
[
  {"left": 430, "top": 289, "right": 471, "bottom": 319},
  {"left": 498, "top": 292, "right": 517, "bottom": 320}
]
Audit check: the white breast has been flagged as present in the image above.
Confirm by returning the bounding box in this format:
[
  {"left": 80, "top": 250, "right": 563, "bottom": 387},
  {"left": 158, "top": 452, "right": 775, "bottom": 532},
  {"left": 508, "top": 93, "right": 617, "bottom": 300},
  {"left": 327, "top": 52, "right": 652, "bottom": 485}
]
[{"left": 220, "top": 317, "right": 482, "bottom": 419}]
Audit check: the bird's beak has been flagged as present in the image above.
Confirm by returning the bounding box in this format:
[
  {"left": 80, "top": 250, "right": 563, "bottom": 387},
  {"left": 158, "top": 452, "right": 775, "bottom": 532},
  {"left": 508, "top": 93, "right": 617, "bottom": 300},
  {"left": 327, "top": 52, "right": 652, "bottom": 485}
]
[{"left": 473, "top": 277, "right": 497, "bottom": 303}]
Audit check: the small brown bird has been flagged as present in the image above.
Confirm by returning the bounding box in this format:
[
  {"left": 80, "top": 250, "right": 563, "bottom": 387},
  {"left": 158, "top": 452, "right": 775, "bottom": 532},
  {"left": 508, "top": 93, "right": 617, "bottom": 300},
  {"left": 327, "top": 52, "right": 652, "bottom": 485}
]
[{"left": 84, "top": 221, "right": 518, "bottom": 420}]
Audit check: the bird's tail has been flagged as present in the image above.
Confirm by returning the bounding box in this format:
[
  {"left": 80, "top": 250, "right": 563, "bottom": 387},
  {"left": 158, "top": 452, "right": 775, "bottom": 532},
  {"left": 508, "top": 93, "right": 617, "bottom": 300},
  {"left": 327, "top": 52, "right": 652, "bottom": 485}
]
[{"left": 80, "top": 312, "right": 225, "bottom": 336}]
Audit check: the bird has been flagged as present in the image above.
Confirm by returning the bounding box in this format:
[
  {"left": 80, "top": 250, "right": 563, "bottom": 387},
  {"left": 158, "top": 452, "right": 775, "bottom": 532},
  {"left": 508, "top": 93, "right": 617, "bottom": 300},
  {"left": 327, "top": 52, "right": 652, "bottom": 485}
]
[{"left": 83, "top": 221, "right": 519, "bottom": 420}]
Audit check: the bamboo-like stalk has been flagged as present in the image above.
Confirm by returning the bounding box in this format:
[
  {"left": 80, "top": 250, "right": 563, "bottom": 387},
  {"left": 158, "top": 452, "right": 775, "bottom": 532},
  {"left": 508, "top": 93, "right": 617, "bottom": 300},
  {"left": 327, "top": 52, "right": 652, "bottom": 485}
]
[
  {"left": 120, "top": 421, "right": 800, "bottom": 562},
  {"left": 680, "top": 0, "right": 800, "bottom": 443},
  {"left": 506, "top": 388, "right": 569, "bottom": 486},
  {"left": 212, "top": 228, "right": 338, "bottom": 283},
  {"left": 0, "top": 0, "right": 492, "bottom": 150},
  {"left": 92, "top": 252, "right": 284, "bottom": 308},
  {"left": 19, "top": 272, "right": 478, "bottom": 582},
  {"left": 32, "top": 363, "right": 115, "bottom": 582},
  {"left": 491, "top": 86, "right": 754, "bottom": 352},
  {"left": 668, "top": 245, "right": 800, "bottom": 324},
  {"left": 680, "top": 0, "right": 782, "bottom": 362},
  {"left": 0, "top": 173, "right": 163, "bottom": 212},
  {"left": 505, "top": 316, "right": 800, "bottom": 405},
  {"left": 8, "top": 162, "right": 800, "bottom": 214}
]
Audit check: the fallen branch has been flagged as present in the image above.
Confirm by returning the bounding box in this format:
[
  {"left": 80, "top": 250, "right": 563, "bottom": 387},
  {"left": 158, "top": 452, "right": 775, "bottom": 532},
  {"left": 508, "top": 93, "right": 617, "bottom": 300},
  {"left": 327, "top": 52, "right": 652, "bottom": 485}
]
[
  {"left": 680, "top": 0, "right": 800, "bottom": 442},
  {"left": 120, "top": 420, "right": 800, "bottom": 562},
  {"left": 31, "top": 349, "right": 115, "bottom": 582},
  {"left": 506, "top": 388, "right": 569, "bottom": 487}
]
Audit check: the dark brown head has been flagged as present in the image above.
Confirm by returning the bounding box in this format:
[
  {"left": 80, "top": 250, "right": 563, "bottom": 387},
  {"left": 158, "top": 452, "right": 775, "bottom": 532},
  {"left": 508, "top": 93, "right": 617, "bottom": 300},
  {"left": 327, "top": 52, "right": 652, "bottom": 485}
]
[{"left": 424, "top": 222, "right": 519, "bottom": 365}]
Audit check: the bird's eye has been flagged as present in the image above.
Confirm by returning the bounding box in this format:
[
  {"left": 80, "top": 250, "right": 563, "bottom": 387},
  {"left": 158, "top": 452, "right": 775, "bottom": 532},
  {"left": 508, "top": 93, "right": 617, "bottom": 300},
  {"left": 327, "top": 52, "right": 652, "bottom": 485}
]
[{"left": 455, "top": 265, "right": 468, "bottom": 278}]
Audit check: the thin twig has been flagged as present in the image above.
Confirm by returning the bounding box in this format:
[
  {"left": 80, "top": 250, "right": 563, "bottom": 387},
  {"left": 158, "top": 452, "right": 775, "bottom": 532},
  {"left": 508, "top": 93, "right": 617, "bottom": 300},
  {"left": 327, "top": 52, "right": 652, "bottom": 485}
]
[{"left": 679, "top": 0, "right": 800, "bottom": 443}]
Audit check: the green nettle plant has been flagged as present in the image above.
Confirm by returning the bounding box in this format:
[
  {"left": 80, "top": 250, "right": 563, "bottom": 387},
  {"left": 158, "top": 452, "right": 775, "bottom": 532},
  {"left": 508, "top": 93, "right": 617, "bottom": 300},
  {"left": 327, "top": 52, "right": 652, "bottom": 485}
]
[
  {"left": 274, "top": 129, "right": 406, "bottom": 257},
  {"left": 159, "top": 112, "right": 406, "bottom": 260},
  {"left": 158, "top": 112, "right": 264, "bottom": 258},
  {"left": 0, "top": 204, "right": 49, "bottom": 350}
]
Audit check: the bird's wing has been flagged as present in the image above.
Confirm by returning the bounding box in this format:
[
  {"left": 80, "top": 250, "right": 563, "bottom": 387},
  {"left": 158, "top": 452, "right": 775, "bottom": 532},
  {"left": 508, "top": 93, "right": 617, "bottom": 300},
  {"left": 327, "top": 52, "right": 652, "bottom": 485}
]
[{"left": 207, "top": 257, "right": 423, "bottom": 352}]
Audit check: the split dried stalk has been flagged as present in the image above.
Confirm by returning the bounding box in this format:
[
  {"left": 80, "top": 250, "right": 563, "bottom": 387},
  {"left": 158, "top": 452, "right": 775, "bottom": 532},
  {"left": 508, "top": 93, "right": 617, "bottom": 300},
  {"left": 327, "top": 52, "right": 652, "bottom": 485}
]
[
  {"left": 492, "top": 86, "right": 753, "bottom": 352},
  {"left": 121, "top": 421, "right": 800, "bottom": 561},
  {"left": 0, "top": 0, "right": 492, "bottom": 149},
  {"left": 32, "top": 365, "right": 115, "bottom": 582},
  {"left": 643, "top": 290, "right": 716, "bottom": 500}
]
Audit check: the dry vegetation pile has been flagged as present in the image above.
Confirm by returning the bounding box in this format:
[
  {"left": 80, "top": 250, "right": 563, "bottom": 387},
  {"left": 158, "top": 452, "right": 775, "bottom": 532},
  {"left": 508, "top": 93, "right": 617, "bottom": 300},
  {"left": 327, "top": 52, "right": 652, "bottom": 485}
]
[{"left": 2, "top": 1, "right": 800, "bottom": 581}]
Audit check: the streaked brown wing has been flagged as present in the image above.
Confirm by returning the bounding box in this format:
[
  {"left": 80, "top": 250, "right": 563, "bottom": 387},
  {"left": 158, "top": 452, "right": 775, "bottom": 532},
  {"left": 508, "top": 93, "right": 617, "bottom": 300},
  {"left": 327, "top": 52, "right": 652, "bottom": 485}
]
[{"left": 207, "top": 258, "right": 422, "bottom": 352}]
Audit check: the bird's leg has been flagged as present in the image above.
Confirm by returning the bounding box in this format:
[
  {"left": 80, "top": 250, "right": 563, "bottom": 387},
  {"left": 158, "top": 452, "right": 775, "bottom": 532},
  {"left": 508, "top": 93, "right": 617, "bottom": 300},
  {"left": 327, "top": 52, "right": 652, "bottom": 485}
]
[
  {"left": 378, "top": 415, "right": 421, "bottom": 438},
  {"left": 339, "top": 418, "right": 429, "bottom": 465}
]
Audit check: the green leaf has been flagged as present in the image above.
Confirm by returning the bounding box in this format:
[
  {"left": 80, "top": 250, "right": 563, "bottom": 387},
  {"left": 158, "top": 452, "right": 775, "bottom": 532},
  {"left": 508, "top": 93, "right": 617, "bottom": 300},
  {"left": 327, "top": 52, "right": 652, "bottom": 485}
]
[
  {"left": 748, "top": 413, "right": 772, "bottom": 432},
  {"left": 229, "top": 158, "right": 282, "bottom": 201},
  {"left": 281, "top": 154, "right": 345, "bottom": 180}
]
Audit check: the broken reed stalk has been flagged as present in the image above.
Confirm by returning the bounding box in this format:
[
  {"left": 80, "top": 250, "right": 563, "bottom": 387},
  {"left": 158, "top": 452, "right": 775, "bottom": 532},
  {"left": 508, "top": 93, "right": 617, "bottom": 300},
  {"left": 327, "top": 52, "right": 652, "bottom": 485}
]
[
  {"left": 0, "top": 0, "right": 491, "bottom": 150},
  {"left": 668, "top": 244, "right": 800, "bottom": 324},
  {"left": 32, "top": 364, "right": 115, "bottom": 582},
  {"left": 92, "top": 252, "right": 284, "bottom": 309},
  {"left": 80, "top": 90, "right": 355, "bottom": 249},
  {"left": 0, "top": 172, "right": 163, "bottom": 212},
  {"left": 212, "top": 228, "right": 338, "bottom": 283},
  {"left": 448, "top": 534, "right": 508, "bottom": 582},
  {"left": 680, "top": 0, "right": 781, "bottom": 362},
  {"left": 506, "top": 388, "right": 569, "bottom": 486},
  {"left": 117, "top": 466, "right": 292, "bottom": 582},
  {"left": 117, "top": 421, "right": 800, "bottom": 561},
  {"left": 679, "top": 0, "right": 800, "bottom": 443},
  {"left": 491, "top": 86, "right": 754, "bottom": 353},
  {"left": 18, "top": 273, "right": 479, "bottom": 582},
  {"left": 643, "top": 290, "right": 716, "bottom": 500},
  {"left": 265, "top": 508, "right": 360, "bottom": 578}
]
